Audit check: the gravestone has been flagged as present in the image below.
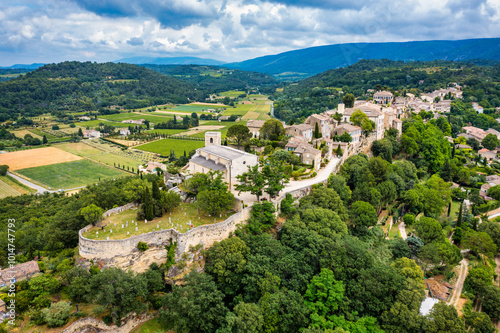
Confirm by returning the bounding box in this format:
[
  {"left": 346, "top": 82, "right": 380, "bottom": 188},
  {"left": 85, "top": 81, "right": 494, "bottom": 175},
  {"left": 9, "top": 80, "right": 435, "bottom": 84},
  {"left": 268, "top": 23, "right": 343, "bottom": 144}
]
[{"left": 135, "top": 227, "right": 138, "bottom": 231}]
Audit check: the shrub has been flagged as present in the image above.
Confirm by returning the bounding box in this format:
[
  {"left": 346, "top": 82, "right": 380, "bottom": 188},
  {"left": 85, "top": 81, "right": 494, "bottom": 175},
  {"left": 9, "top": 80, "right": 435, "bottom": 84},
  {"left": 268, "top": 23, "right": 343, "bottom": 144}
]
[
  {"left": 52, "top": 125, "right": 60, "bottom": 130},
  {"left": 41, "top": 301, "right": 71, "bottom": 327},
  {"left": 137, "top": 241, "right": 149, "bottom": 252}
]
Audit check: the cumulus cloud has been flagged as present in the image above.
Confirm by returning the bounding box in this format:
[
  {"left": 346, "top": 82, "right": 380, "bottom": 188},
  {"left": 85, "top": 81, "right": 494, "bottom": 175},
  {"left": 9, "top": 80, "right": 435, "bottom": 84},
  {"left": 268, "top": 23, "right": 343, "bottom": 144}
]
[{"left": 0, "top": 0, "right": 499, "bottom": 66}]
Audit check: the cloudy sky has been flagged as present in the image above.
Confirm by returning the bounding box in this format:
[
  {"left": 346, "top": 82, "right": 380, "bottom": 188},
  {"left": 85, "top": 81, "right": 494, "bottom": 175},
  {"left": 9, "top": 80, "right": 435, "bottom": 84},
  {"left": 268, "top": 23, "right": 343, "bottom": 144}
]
[{"left": 1, "top": 0, "right": 499, "bottom": 66}]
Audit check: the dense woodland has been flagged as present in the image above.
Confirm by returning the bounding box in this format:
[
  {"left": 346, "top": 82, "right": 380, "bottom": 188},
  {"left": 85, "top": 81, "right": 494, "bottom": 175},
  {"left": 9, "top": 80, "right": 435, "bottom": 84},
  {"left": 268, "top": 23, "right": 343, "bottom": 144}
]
[
  {"left": 142, "top": 64, "right": 277, "bottom": 93},
  {"left": 273, "top": 59, "right": 500, "bottom": 123}
]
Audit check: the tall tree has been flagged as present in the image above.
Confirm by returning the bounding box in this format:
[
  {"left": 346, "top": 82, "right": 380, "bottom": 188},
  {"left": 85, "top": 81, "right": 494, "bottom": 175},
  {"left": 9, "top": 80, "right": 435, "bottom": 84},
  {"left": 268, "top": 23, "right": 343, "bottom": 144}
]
[
  {"left": 260, "top": 119, "right": 285, "bottom": 141},
  {"left": 236, "top": 164, "right": 266, "bottom": 201},
  {"left": 342, "top": 93, "right": 355, "bottom": 108},
  {"left": 227, "top": 124, "right": 251, "bottom": 149}
]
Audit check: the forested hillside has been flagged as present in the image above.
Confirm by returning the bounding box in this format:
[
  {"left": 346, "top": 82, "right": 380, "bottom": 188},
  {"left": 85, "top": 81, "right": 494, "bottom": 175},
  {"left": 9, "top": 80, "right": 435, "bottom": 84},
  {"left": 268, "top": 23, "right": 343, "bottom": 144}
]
[
  {"left": 228, "top": 38, "right": 500, "bottom": 78},
  {"left": 0, "top": 61, "right": 205, "bottom": 121},
  {"left": 274, "top": 59, "right": 500, "bottom": 123},
  {"left": 142, "top": 64, "right": 277, "bottom": 93}
]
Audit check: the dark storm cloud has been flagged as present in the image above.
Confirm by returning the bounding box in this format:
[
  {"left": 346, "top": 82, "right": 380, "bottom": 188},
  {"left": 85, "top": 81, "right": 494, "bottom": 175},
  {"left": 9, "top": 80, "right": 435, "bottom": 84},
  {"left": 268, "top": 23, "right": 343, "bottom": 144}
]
[{"left": 70, "top": 0, "right": 222, "bottom": 29}]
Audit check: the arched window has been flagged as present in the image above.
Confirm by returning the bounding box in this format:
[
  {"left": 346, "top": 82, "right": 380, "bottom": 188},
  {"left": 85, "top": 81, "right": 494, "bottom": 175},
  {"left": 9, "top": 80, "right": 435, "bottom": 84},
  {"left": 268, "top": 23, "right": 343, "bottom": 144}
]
[{"left": 210, "top": 138, "right": 214, "bottom": 143}]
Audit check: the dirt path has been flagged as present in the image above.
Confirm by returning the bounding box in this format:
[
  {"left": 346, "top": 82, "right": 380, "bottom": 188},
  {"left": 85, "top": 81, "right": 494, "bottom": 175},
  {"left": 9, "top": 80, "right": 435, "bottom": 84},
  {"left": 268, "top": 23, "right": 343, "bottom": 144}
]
[
  {"left": 447, "top": 259, "right": 468, "bottom": 307},
  {"left": 399, "top": 221, "right": 407, "bottom": 240}
]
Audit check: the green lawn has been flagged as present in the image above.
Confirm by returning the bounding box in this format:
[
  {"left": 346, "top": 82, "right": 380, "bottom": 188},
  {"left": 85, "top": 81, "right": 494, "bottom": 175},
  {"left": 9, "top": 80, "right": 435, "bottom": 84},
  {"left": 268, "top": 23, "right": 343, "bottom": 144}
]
[
  {"left": 171, "top": 104, "right": 225, "bottom": 112},
  {"left": 83, "top": 203, "right": 235, "bottom": 240},
  {"left": 17, "top": 159, "right": 129, "bottom": 189},
  {"left": 135, "top": 138, "right": 204, "bottom": 156}
]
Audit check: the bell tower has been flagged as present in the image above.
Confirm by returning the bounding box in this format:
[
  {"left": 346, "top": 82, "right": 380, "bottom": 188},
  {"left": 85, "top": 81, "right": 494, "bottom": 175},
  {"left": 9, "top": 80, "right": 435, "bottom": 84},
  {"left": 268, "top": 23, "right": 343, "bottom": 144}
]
[{"left": 205, "top": 132, "right": 221, "bottom": 146}]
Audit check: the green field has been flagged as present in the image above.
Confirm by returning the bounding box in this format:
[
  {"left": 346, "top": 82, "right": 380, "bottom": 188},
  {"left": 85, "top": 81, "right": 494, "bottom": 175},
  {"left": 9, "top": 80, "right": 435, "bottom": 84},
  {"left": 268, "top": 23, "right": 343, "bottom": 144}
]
[
  {"left": 56, "top": 142, "right": 144, "bottom": 170},
  {"left": 218, "top": 90, "right": 246, "bottom": 97},
  {"left": 171, "top": 104, "right": 225, "bottom": 112},
  {"left": 136, "top": 138, "right": 204, "bottom": 156},
  {"left": 17, "top": 159, "right": 129, "bottom": 189},
  {"left": 77, "top": 119, "right": 143, "bottom": 128},
  {"left": 99, "top": 112, "right": 174, "bottom": 123},
  {"left": 29, "top": 128, "right": 58, "bottom": 139},
  {"left": 149, "top": 129, "right": 189, "bottom": 135},
  {"left": 0, "top": 178, "right": 21, "bottom": 198},
  {"left": 83, "top": 203, "right": 234, "bottom": 240}
]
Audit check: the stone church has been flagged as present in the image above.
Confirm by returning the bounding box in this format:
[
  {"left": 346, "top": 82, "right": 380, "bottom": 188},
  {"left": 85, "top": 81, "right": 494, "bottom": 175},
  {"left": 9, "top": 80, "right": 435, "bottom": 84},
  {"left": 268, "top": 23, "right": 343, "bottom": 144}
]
[{"left": 187, "top": 132, "right": 259, "bottom": 188}]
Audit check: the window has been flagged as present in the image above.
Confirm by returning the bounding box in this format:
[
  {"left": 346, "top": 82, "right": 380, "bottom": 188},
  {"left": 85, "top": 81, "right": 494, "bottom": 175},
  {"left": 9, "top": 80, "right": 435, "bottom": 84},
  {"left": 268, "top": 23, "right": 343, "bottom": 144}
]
[
  {"left": 243, "top": 161, "right": 246, "bottom": 164},
  {"left": 210, "top": 138, "right": 213, "bottom": 143}
]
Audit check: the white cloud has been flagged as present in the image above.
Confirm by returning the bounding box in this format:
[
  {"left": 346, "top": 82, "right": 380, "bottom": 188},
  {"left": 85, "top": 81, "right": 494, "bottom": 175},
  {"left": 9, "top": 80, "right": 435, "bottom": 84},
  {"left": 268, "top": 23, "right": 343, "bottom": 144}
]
[{"left": 0, "top": 0, "right": 498, "bottom": 65}]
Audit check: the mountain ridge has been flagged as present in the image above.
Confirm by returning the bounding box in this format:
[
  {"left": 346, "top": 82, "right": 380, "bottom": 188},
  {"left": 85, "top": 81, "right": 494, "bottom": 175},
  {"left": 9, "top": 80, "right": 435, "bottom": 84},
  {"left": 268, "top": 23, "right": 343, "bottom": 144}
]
[{"left": 226, "top": 38, "right": 500, "bottom": 79}]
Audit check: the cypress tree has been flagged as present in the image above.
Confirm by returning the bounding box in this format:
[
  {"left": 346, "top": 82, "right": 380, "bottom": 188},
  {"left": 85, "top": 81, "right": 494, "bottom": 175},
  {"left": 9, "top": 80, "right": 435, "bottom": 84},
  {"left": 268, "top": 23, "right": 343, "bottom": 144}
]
[
  {"left": 314, "top": 122, "right": 320, "bottom": 139},
  {"left": 42, "top": 135, "right": 48, "bottom": 144},
  {"left": 152, "top": 179, "right": 161, "bottom": 201},
  {"left": 457, "top": 200, "right": 463, "bottom": 227},
  {"left": 143, "top": 188, "right": 154, "bottom": 220}
]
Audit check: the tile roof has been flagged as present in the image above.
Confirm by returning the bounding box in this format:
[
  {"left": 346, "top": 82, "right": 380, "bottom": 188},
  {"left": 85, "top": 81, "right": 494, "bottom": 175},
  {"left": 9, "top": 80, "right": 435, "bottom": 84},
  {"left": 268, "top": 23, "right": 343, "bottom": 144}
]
[
  {"left": 0, "top": 261, "right": 40, "bottom": 287},
  {"left": 190, "top": 156, "right": 227, "bottom": 171},
  {"left": 198, "top": 145, "right": 252, "bottom": 161}
]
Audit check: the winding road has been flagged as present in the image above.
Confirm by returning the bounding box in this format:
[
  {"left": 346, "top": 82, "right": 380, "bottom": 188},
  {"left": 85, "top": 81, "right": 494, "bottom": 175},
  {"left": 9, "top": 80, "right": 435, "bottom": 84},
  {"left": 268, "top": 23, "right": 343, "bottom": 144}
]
[{"left": 7, "top": 172, "right": 86, "bottom": 194}]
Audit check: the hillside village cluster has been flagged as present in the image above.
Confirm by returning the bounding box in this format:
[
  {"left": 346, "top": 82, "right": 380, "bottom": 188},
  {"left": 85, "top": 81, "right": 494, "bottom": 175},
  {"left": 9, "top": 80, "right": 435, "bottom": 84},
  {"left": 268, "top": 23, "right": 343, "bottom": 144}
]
[{"left": 141, "top": 87, "right": 469, "bottom": 192}]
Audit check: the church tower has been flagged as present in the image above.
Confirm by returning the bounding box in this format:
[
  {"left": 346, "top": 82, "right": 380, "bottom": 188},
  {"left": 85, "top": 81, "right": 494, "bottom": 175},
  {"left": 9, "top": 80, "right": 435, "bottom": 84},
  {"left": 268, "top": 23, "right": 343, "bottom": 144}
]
[{"left": 205, "top": 132, "right": 222, "bottom": 146}]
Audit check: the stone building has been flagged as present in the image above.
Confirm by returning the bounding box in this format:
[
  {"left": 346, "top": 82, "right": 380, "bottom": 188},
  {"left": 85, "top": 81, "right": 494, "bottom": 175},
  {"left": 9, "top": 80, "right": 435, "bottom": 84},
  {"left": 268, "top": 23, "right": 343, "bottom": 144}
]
[
  {"left": 304, "top": 114, "right": 334, "bottom": 139},
  {"left": 187, "top": 132, "right": 259, "bottom": 188},
  {"left": 285, "top": 124, "right": 313, "bottom": 140},
  {"left": 246, "top": 120, "right": 266, "bottom": 138},
  {"left": 373, "top": 91, "right": 394, "bottom": 104},
  {"left": 334, "top": 124, "right": 362, "bottom": 145},
  {"left": 0, "top": 260, "right": 40, "bottom": 287}
]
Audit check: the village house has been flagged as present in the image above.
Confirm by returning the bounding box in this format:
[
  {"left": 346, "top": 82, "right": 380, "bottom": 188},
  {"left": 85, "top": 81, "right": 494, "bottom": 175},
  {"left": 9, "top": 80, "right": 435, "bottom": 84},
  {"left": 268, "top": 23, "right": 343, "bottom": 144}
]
[
  {"left": 473, "top": 102, "right": 484, "bottom": 114},
  {"left": 285, "top": 136, "right": 321, "bottom": 170},
  {"left": 122, "top": 119, "right": 145, "bottom": 125},
  {"left": 342, "top": 102, "right": 385, "bottom": 140},
  {"left": 78, "top": 116, "right": 91, "bottom": 121},
  {"left": 119, "top": 129, "right": 131, "bottom": 136},
  {"left": 334, "top": 124, "right": 362, "bottom": 145},
  {"left": 373, "top": 91, "right": 393, "bottom": 104},
  {"left": 285, "top": 124, "right": 314, "bottom": 140},
  {"left": 478, "top": 148, "right": 498, "bottom": 164},
  {"left": 0, "top": 260, "right": 40, "bottom": 287},
  {"left": 486, "top": 128, "right": 500, "bottom": 141},
  {"left": 187, "top": 132, "right": 259, "bottom": 188},
  {"left": 462, "top": 126, "right": 487, "bottom": 142},
  {"left": 480, "top": 175, "right": 500, "bottom": 199},
  {"left": 246, "top": 120, "right": 266, "bottom": 138},
  {"left": 304, "top": 114, "right": 334, "bottom": 139},
  {"left": 139, "top": 161, "right": 167, "bottom": 174},
  {"left": 83, "top": 129, "right": 101, "bottom": 139}
]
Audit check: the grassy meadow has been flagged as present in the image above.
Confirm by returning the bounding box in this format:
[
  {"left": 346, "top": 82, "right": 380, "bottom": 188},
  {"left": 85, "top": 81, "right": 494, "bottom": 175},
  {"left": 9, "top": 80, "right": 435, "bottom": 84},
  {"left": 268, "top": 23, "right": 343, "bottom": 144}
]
[
  {"left": 17, "top": 159, "right": 128, "bottom": 189},
  {"left": 135, "top": 138, "right": 204, "bottom": 156}
]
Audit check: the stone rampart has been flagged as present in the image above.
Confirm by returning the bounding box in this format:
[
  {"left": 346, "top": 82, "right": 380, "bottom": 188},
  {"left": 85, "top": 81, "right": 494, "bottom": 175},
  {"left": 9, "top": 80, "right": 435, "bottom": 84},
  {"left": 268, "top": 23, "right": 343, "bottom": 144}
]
[
  {"left": 79, "top": 205, "right": 251, "bottom": 264},
  {"left": 103, "top": 202, "right": 139, "bottom": 218}
]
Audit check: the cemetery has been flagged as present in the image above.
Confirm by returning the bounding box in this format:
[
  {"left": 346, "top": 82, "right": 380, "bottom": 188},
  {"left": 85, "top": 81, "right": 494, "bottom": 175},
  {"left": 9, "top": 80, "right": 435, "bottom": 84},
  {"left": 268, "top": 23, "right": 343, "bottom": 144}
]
[{"left": 82, "top": 203, "right": 236, "bottom": 240}]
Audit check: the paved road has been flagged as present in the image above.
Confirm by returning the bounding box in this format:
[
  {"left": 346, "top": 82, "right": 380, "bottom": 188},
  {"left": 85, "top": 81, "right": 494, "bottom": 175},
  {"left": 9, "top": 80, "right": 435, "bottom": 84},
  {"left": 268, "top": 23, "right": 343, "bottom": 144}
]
[
  {"left": 7, "top": 172, "right": 52, "bottom": 194},
  {"left": 7, "top": 172, "right": 86, "bottom": 195},
  {"left": 447, "top": 259, "right": 468, "bottom": 307},
  {"left": 233, "top": 157, "right": 341, "bottom": 205}
]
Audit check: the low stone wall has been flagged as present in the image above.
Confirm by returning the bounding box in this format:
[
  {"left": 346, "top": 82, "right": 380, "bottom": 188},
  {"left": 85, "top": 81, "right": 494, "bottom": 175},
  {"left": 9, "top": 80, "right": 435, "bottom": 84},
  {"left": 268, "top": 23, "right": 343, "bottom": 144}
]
[
  {"left": 103, "top": 202, "right": 139, "bottom": 218},
  {"left": 79, "top": 206, "right": 252, "bottom": 267},
  {"left": 60, "top": 312, "right": 154, "bottom": 333}
]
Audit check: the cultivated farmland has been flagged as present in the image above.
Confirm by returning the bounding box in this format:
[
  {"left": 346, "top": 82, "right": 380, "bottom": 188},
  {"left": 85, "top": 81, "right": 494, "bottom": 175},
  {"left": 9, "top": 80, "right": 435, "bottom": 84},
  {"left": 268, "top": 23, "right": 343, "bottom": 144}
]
[
  {"left": 16, "top": 159, "right": 128, "bottom": 189},
  {"left": 0, "top": 147, "right": 82, "bottom": 170}
]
